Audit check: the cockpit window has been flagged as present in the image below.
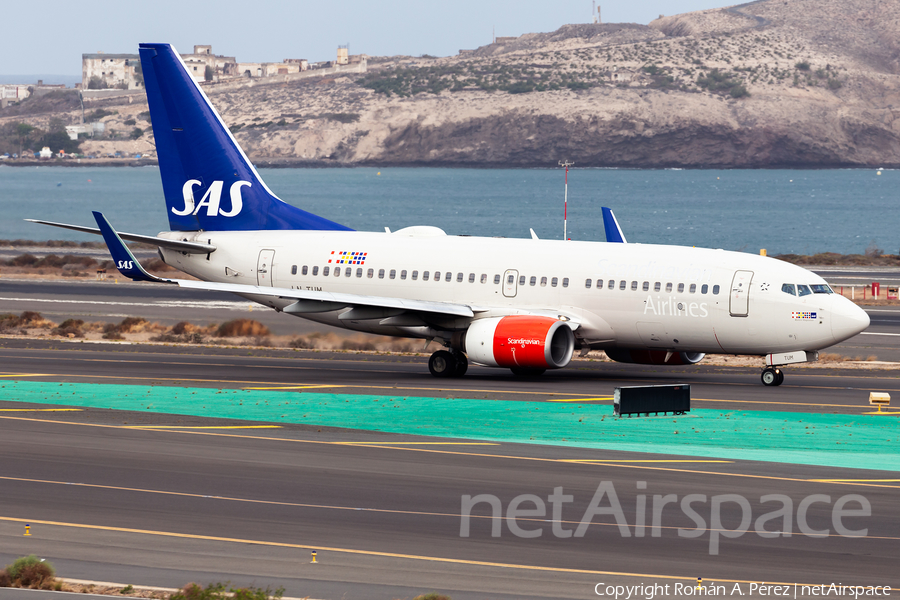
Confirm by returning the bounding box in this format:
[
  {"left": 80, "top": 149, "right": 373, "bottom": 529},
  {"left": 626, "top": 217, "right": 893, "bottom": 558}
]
[
  {"left": 782, "top": 283, "right": 796, "bottom": 296},
  {"left": 797, "top": 284, "right": 812, "bottom": 297},
  {"left": 810, "top": 284, "right": 833, "bottom": 294}
]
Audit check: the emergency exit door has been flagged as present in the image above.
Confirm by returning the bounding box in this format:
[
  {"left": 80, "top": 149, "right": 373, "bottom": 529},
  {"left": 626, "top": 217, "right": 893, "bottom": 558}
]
[
  {"left": 257, "top": 249, "right": 275, "bottom": 286},
  {"left": 729, "top": 270, "right": 753, "bottom": 317}
]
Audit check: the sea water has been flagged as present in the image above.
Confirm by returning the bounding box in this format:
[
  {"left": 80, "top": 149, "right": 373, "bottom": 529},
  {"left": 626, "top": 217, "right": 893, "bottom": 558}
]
[{"left": 0, "top": 165, "right": 895, "bottom": 255}]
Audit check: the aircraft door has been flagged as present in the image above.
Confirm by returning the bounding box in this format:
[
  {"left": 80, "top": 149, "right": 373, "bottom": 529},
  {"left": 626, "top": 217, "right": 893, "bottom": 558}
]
[
  {"left": 503, "top": 269, "right": 518, "bottom": 298},
  {"left": 257, "top": 249, "right": 275, "bottom": 286},
  {"left": 729, "top": 270, "right": 753, "bottom": 317}
]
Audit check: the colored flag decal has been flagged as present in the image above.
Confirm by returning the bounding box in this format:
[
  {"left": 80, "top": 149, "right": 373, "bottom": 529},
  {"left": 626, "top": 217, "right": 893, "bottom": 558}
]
[
  {"left": 328, "top": 250, "right": 368, "bottom": 265},
  {"left": 792, "top": 311, "right": 817, "bottom": 320}
]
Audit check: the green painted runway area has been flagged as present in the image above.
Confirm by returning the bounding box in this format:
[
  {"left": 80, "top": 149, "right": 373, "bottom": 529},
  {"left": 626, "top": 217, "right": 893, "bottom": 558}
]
[{"left": 3, "top": 380, "right": 899, "bottom": 471}]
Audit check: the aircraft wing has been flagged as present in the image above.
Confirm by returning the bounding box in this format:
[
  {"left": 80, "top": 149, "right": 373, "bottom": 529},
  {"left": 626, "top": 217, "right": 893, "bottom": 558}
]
[{"left": 92, "top": 211, "right": 480, "bottom": 319}]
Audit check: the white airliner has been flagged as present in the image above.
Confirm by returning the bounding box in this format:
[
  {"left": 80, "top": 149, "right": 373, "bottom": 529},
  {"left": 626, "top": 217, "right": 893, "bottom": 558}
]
[{"left": 31, "top": 43, "right": 870, "bottom": 386}]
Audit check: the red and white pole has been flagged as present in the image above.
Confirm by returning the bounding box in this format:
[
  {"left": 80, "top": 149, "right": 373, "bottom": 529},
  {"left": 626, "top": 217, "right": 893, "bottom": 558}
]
[{"left": 559, "top": 160, "right": 574, "bottom": 240}]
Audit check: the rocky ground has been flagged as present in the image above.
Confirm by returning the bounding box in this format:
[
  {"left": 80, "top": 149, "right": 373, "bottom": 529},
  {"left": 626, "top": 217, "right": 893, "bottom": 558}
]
[{"left": 1, "top": 0, "right": 899, "bottom": 167}]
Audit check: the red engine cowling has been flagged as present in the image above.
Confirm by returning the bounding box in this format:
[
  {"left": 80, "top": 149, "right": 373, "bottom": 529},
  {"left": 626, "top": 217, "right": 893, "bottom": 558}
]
[
  {"left": 463, "top": 316, "right": 575, "bottom": 369},
  {"left": 605, "top": 349, "right": 705, "bottom": 366}
]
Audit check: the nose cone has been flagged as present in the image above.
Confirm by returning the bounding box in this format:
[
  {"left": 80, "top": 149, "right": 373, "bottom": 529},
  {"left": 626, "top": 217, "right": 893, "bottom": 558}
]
[{"left": 831, "top": 296, "right": 870, "bottom": 343}]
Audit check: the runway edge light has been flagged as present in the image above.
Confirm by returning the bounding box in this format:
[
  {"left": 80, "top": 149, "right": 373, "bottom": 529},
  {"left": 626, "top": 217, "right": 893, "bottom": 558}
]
[
  {"left": 24, "top": 524, "right": 30, "bottom": 536},
  {"left": 311, "top": 550, "right": 317, "bottom": 564}
]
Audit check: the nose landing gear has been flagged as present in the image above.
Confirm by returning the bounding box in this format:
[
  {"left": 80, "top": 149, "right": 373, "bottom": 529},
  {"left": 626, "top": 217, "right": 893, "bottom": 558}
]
[
  {"left": 761, "top": 367, "right": 784, "bottom": 386},
  {"left": 428, "top": 349, "right": 469, "bottom": 378}
]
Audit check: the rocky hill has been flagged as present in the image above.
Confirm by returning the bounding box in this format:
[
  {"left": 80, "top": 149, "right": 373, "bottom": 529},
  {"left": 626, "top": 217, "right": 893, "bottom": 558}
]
[{"left": 3, "top": 0, "right": 900, "bottom": 168}]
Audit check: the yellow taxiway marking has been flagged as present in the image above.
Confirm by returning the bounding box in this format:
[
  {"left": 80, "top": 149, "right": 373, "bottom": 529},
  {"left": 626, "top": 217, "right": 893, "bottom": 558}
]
[
  {"left": 862, "top": 411, "right": 900, "bottom": 415},
  {"left": 561, "top": 459, "right": 733, "bottom": 464},
  {"left": 1, "top": 516, "right": 894, "bottom": 588},
  {"left": 125, "top": 425, "right": 281, "bottom": 430},
  {"left": 693, "top": 397, "right": 874, "bottom": 410},
  {"left": 337, "top": 441, "right": 498, "bottom": 446},
  {"left": 0, "top": 373, "right": 54, "bottom": 378},
  {"left": 547, "top": 397, "right": 613, "bottom": 402},
  {"left": 0, "top": 408, "right": 83, "bottom": 412},
  {"left": 3, "top": 413, "right": 899, "bottom": 489},
  {"left": 242, "top": 385, "right": 346, "bottom": 391},
  {"left": 809, "top": 479, "right": 900, "bottom": 483}
]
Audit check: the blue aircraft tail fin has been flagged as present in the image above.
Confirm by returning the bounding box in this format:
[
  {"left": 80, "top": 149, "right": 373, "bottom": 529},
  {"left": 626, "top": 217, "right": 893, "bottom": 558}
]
[
  {"left": 602, "top": 207, "right": 627, "bottom": 243},
  {"left": 139, "top": 43, "right": 351, "bottom": 233}
]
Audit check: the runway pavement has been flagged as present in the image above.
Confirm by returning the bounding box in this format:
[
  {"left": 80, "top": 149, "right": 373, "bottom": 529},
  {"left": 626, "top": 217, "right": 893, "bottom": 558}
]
[{"left": 0, "top": 405, "right": 897, "bottom": 599}]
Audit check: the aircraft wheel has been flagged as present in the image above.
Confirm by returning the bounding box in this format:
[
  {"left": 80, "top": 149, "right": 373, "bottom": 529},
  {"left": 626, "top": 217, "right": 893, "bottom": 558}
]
[
  {"left": 761, "top": 367, "right": 782, "bottom": 386},
  {"left": 453, "top": 353, "right": 469, "bottom": 377},
  {"left": 510, "top": 367, "right": 546, "bottom": 377},
  {"left": 429, "top": 350, "right": 457, "bottom": 378}
]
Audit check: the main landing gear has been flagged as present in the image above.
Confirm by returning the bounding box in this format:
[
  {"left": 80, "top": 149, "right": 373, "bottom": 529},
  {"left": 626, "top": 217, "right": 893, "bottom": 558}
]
[
  {"left": 761, "top": 367, "right": 784, "bottom": 387},
  {"left": 428, "top": 350, "right": 468, "bottom": 378}
]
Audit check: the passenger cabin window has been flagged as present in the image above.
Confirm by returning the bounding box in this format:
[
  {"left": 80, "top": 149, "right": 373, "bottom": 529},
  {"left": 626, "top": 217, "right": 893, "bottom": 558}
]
[
  {"left": 596, "top": 279, "right": 603, "bottom": 289},
  {"left": 480, "top": 274, "right": 487, "bottom": 284},
  {"left": 291, "top": 265, "right": 297, "bottom": 275},
  {"left": 302, "top": 266, "right": 308, "bottom": 275},
  {"left": 585, "top": 279, "right": 592, "bottom": 289},
  {"left": 390, "top": 269, "right": 396, "bottom": 280},
  {"left": 608, "top": 280, "right": 614, "bottom": 290},
  {"left": 782, "top": 283, "right": 796, "bottom": 296},
  {"left": 445, "top": 272, "right": 452, "bottom": 282},
  {"left": 562, "top": 278, "right": 569, "bottom": 288},
  {"left": 380, "top": 269, "right": 386, "bottom": 279},
  {"left": 552, "top": 277, "right": 559, "bottom": 287},
  {"left": 798, "top": 284, "right": 812, "bottom": 297},
  {"left": 519, "top": 275, "right": 526, "bottom": 286},
  {"left": 631, "top": 281, "right": 638, "bottom": 291},
  {"left": 689, "top": 283, "right": 697, "bottom": 293},
  {"left": 713, "top": 284, "right": 720, "bottom": 295},
  {"left": 507, "top": 274, "right": 515, "bottom": 284},
  {"left": 344, "top": 267, "right": 351, "bottom": 277},
  {"left": 642, "top": 281, "right": 649, "bottom": 292},
  {"left": 323, "top": 266, "right": 330, "bottom": 276},
  {"left": 412, "top": 270, "right": 418, "bottom": 280},
  {"left": 531, "top": 276, "right": 537, "bottom": 286},
  {"left": 701, "top": 284, "right": 708, "bottom": 294},
  {"left": 367, "top": 268, "right": 374, "bottom": 278},
  {"left": 433, "top": 271, "right": 440, "bottom": 281},
  {"left": 457, "top": 272, "right": 463, "bottom": 282},
  {"left": 541, "top": 277, "right": 548, "bottom": 287},
  {"left": 677, "top": 283, "right": 685, "bottom": 293},
  {"left": 666, "top": 282, "right": 673, "bottom": 292},
  {"left": 357, "top": 268, "right": 363, "bottom": 278},
  {"left": 619, "top": 280, "right": 626, "bottom": 290},
  {"left": 334, "top": 267, "right": 340, "bottom": 277},
  {"left": 654, "top": 282, "right": 661, "bottom": 292},
  {"left": 468, "top": 273, "right": 475, "bottom": 283},
  {"left": 312, "top": 266, "right": 319, "bottom": 276},
  {"left": 423, "top": 271, "right": 429, "bottom": 281},
  {"left": 400, "top": 270, "right": 407, "bottom": 280},
  {"left": 494, "top": 274, "right": 501, "bottom": 284}
]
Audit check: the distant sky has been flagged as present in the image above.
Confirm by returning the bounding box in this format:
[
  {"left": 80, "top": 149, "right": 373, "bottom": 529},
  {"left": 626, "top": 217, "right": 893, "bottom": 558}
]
[{"left": 2, "top": 0, "right": 735, "bottom": 77}]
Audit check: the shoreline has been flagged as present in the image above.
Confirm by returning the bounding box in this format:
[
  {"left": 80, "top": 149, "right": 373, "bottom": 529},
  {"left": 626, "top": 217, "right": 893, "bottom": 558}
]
[{"left": 2, "top": 159, "right": 898, "bottom": 170}]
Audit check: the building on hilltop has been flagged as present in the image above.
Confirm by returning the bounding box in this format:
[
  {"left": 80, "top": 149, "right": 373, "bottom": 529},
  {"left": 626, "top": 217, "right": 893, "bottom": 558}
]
[{"left": 82, "top": 52, "right": 143, "bottom": 90}]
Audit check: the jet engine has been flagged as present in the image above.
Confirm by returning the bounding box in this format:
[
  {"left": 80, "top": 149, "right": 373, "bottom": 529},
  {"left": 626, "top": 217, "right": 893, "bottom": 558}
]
[
  {"left": 605, "top": 349, "right": 705, "bottom": 366},
  {"left": 462, "top": 316, "right": 575, "bottom": 369}
]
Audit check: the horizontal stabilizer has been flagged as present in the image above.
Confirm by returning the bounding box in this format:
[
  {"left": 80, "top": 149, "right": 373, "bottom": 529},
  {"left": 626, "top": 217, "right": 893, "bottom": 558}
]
[{"left": 26, "top": 218, "right": 215, "bottom": 254}]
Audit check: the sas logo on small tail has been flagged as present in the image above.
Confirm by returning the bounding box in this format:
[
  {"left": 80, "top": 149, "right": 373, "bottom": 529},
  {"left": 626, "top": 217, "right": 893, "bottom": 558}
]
[
  {"left": 173, "top": 180, "right": 251, "bottom": 217},
  {"left": 117, "top": 260, "right": 134, "bottom": 270}
]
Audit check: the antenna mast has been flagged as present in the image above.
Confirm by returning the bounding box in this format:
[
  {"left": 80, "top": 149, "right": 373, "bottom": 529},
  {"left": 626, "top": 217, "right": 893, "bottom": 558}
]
[{"left": 559, "top": 160, "right": 574, "bottom": 240}]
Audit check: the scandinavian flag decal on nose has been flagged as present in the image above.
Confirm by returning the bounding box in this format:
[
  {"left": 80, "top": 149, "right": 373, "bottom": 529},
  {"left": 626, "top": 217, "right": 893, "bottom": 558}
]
[{"left": 329, "top": 250, "right": 368, "bottom": 265}]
